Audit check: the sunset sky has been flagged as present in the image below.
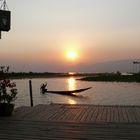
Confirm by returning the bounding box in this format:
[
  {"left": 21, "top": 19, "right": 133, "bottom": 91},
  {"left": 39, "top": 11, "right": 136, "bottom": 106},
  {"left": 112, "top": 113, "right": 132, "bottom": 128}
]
[{"left": 0, "top": 0, "right": 140, "bottom": 72}]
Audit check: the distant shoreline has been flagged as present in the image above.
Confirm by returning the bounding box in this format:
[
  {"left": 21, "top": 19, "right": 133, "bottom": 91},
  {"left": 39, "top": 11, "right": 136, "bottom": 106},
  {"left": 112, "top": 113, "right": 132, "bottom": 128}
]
[
  {"left": 8, "top": 72, "right": 91, "bottom": 79},
  {"left": 79, "top": 73, "right": 140, "bottom": 83},
  {"left": 8, "top": 72, "right": 140, "bottom": 83}
]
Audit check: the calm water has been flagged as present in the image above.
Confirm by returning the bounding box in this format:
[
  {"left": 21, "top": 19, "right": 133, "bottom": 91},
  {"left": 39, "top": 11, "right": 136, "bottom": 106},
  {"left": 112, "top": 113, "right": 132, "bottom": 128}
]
[{"left": 13, "top": 77, "right": 140, "bottom": 107}]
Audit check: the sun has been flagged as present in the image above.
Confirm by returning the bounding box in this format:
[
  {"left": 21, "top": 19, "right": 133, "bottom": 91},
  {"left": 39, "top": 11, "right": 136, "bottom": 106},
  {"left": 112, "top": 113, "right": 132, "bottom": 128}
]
[{"left": 67, "top": 51, "right": 77, "bottom": 61}]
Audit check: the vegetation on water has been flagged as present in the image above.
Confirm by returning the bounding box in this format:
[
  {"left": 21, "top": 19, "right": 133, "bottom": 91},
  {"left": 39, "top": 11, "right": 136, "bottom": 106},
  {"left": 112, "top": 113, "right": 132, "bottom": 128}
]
[{"left": 80, "top": 73, "right": 140, "bottom": 83}]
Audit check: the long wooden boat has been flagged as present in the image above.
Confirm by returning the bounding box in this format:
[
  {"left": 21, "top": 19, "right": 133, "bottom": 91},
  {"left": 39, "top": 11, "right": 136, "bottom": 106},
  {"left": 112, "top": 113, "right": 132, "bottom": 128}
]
[{"left": 42, "top": 87, "right": 92, "bottom": 96}]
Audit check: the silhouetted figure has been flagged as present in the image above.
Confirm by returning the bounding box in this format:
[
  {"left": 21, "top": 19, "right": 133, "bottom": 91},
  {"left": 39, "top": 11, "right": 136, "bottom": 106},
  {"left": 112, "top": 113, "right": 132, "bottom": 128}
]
[{"left": 40, "top": 82, "right": 47, "bottom": 94}]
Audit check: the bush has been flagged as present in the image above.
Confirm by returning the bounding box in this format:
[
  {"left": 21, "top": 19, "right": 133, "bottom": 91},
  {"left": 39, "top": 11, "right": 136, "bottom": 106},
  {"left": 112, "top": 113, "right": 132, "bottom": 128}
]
[{"left": 0, "top": 66, "right": 17, "bottom": 104}]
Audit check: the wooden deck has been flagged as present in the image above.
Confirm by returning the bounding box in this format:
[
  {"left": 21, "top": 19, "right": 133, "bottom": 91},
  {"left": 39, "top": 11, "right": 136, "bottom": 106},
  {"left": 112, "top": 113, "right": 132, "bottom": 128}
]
[
  {"left": 11, "top": 104, "right": 140, "bottom": 123},
  {"left": 0, "top": 104, "right": 140, "bottom": 139}
]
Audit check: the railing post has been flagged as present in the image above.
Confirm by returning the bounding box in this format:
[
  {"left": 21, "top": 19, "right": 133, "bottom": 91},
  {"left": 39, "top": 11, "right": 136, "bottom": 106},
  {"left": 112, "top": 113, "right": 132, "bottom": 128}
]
[{"left": 29, "top": 80, "right": 33, "bottom": 107}]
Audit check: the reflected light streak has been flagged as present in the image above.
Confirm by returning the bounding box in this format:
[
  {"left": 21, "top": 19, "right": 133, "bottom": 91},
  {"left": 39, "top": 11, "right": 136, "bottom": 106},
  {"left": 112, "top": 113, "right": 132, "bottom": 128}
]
[
  {"left": 68, "top": 72, "right": 76, "bottom": 76},
  {"left": 67, "top": 77, "right": 76, "bottom": 91},
  {"left": 68, "top": 99, "right": 77, "bottom": 105},
  {"left": 67, "top": 77, "right": 77, "bottom": 104}
]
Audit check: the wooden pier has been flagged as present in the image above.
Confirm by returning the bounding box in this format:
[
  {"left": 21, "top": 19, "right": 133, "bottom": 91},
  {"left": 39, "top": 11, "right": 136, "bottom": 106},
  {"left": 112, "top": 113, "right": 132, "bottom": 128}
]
[{"left": 0, "top": 104, "right": 140, "bottom": 139}]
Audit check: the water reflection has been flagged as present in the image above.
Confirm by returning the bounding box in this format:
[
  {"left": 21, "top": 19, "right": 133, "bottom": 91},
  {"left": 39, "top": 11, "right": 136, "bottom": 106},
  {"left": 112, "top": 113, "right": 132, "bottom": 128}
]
[
  {"left": 67, "top": 77, "right": 76, "bottom": 90},
  {"left": 14, "top": 78, "right": 140, "bottom": 107},
  {"left": 67, "top": 77, "right": 77, "bottom": 104},
  {"left": 68, "top": 99, "right": 77, "bottom": 104}
]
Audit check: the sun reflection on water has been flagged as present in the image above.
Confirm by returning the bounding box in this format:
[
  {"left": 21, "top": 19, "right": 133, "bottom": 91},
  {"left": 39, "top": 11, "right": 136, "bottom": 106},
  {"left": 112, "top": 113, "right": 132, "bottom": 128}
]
[
  {"left": 68, "top": 99, "right": 77, "bottom": 104},
  {"left": 67, "top": 77, "right": 77, "bottom": 104},
  {"left": 67, "top": 77, "right": 76, "bottom": 90}
]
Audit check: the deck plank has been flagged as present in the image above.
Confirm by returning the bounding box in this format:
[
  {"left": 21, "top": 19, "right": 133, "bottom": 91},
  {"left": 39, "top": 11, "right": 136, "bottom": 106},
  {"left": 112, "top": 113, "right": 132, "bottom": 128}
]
[
  {"left": 0, "top": 119, "right": 140, "bottom": 140},
  {"left": 134, "top": 107, "right": 140, "bottom": 122},
  {"left": 85, "top": 106, "right": 96, "bottom": 122},
  {"left": 11, "top": 104, "right": 140, "bottom": 123},
  {"left": 1, "top": 104, "right": 140, "bottom": 140},
  {"left": 106, "top": 107, "right": 111, "bottom": 122},
  {"left": 96, "top": 106, "right": 104, "bottom": 122}
]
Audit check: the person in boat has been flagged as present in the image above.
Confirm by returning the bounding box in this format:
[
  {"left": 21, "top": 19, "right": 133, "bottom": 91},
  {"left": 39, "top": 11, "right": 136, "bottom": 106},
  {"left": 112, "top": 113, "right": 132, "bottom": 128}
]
[{"left": 40, "top": 82, "right": 47, "bottom": 94}]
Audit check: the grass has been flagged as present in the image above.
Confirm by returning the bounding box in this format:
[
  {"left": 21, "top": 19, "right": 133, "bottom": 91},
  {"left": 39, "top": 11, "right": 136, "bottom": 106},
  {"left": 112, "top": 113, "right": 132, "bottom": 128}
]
[{"left": 80, "top": 73, "right": 140, "bottom": 83}]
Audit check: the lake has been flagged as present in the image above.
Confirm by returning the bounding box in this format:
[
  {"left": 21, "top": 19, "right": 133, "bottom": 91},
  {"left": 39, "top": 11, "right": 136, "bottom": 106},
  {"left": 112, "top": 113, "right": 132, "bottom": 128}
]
[{"left": 14, "top": 77, "right": 140, "bottom": 107}]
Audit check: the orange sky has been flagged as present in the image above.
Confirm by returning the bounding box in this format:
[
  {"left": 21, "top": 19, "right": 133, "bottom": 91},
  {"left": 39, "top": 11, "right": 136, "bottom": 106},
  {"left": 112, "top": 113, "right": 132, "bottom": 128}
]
[{"left": 0, "top": 0, "right": 140, "bottom": 72}]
